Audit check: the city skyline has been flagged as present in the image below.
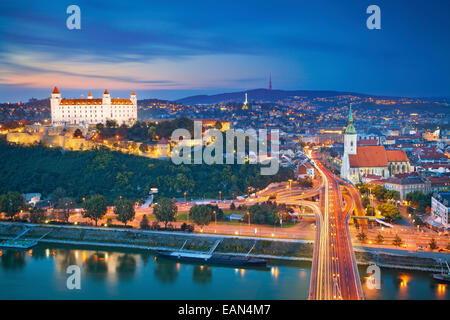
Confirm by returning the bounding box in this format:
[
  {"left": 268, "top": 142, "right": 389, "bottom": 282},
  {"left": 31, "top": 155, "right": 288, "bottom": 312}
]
[{"left": 0, "top": 0, "right": 449, "bottom": 102}]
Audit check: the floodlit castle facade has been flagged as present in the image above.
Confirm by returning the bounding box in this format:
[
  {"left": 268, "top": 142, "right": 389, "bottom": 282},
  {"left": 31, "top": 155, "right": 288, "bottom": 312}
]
[
  {"left": 50, "top": 87, "right": 138, "bottom": 126},
  {"left": 340, "top": 106, "right": 411, "bottom": 184}
]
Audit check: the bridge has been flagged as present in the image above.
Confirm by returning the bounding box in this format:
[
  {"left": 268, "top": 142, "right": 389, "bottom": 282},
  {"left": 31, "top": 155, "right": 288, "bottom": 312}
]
[
  {"left": 272, "top": 151, "right": 365, "bottom": 300},
  {"left": 308, "top": 150, "right": 364, "bottom": 300}
]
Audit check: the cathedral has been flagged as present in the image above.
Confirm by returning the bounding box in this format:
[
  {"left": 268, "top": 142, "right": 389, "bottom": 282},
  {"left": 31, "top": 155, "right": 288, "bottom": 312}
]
[
  {"left": 50, "top": 87, "right": 138, "bottom": 126},
  {"left": 340, "top": 106, "right": 411, "bottom": 184}
]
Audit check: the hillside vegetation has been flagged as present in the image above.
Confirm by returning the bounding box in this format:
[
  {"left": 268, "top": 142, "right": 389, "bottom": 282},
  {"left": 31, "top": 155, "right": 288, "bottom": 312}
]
[{"left": 0, "top": 142, "right": 293, "bottom": 203}]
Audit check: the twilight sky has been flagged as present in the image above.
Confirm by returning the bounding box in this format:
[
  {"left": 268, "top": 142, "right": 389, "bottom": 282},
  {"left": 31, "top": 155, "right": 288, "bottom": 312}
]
[{"left": 0, "top": 0, "right": 449, "bottom": 101}]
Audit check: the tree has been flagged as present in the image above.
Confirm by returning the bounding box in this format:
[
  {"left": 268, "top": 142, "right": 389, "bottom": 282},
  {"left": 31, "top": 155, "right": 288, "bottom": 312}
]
[
  {"left": 153, "top": 197, "right": 177, "bottom": 228},
  {"left": 248, "top": 202, "right": 279, "bottom": 225},
  {"left": 50, "top": 187, "right": 73, "bottom": 221},
  {"left": 106, "top": 120, "right": 118, "bottom": 129},
  {"left": 358, "top": 184, "right": 369, "bottom": 195},
  {"left": 140, "top": 214, "right": 150, "bottom": 230},
  {"left": 392, "top": 234, "right": 403, "bottom": 247},
  {"left": 377, "top": 203, "right": 401, "bottom": 222},
  {"left": 362, "top": 196, "right": 370, "bottom": 208},
  {"left": 95, "top": 123, "right": 104, "bottom": 134},
  {"left": 384, "top": 190, "right": 399, "bottom": 201},
  {"left": 214, "top": 121, "right": 222, "bottom": 130},
  {"left": 356, "top": 231, "right": 368, "bottom": 243},
  {"left": 139, "top": 143, "right": 149, "bottom": 153},
  {"left": 298, "top": 177, "right": 313, "bottom": 188},
  {"left": 29, "top": 207, "right": 46, "bottom": 224},
  {"left": 82, "top": 195, "right": 107, "bottom": 226},
  {"left": 147, "top": 126, "right": 156, "bottom": 141},
  {"left": 406, "top": 191, "right": 431, "bottom": 212},
  {"left": 366, "top": 205, "right": 374, "bottom": 216},
  {"left": 73, "top": 128, "right": 83, "bottom": 138},
  {"left": 114, "top": 199, "right": 135, "bottom": 226},
  {"left": 429, "top": 238, "right": 438, "bottom": 251},
  {"left": 372, "top": 185, "right": 387, "bottom": 201},
  {"left": 375, "top": 233, "right": 384, "bottom": 244},
  {"left": 189, "top": 205, "right": 212, "bottom": 229},
  {"left": 0, "top": 191, "right": 25, "bottom": 220},
  {"left": 207, "top": 204, "right": 224, "bottom": 221}
]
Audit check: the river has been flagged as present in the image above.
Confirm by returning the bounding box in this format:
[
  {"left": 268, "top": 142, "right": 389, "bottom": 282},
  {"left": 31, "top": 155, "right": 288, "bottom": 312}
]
[{"left": 0, "top": 244, "right": 447, "bottom": 300}]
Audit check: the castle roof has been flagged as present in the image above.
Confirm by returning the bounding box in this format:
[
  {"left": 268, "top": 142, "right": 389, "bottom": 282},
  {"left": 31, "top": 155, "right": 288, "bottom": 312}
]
[
  {"left": 60, "top": 98, "right": 133, "bottom": 105},
  {"left": 104, "top": 89, "right": 109, "bottom": 94},
  {"left": 52, "top": 86, "right": 60, "bottom": 94}
]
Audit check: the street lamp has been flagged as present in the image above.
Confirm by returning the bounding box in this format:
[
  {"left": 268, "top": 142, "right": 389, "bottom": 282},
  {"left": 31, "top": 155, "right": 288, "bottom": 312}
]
[
  {"left": 184, "top": 191, "right": 187, "bottom": 203},
  {"left": 219, "top": 190, "right": 222, "bottom": 202}
]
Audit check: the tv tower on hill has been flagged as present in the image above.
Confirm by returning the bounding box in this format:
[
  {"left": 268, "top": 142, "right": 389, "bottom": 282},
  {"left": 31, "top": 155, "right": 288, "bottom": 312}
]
[{"left": 269, "top": 73, "right": 272, "bottom": 90}]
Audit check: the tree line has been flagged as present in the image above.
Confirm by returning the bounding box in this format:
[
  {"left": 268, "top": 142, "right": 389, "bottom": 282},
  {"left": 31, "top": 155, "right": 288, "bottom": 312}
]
[
  {"left": 0, "top": 141, "right": 293, "bottom": 204},
  {"left": 94, "top": 118, "right": 195, "bottom": 142}
]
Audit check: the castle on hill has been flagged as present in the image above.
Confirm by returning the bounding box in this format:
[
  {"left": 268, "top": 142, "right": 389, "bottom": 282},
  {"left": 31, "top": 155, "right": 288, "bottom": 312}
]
[{"left": 50, "top": 87, "right": 137, "bottom": 126}]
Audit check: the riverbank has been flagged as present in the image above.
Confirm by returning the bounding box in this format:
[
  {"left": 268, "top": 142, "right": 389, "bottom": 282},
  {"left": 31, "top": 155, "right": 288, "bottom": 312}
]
[{"left": 0, "top": 222, "right": 447, "bottom": 271}]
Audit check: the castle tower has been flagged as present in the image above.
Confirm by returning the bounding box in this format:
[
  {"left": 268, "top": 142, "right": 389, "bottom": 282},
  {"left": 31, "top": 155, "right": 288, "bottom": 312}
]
[
  {"left": 102, "top": 89, "right": 112, "bottom": 120},
  {"left": 341, "top": 105, "right": 357, "bottom": 179},
  {"left": 50, "top": 86, "right": 61, "bottom": 125},
  {"left": 102, "top": 89, "right": 111, "bottom": 104},
  {"left": 87, "top": 92, "right": 93, "bottom": 99},
  {"left": 130, "top": 91, "right": 137, "bottom": 105}
]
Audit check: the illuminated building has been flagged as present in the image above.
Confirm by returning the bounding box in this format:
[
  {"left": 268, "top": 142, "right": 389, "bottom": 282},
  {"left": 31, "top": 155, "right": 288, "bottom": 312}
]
[{"left": 50, "top": 87, "right": 137, "bottom": 126}]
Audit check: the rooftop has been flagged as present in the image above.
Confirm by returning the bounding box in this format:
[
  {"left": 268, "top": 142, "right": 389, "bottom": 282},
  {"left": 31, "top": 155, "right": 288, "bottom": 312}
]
[
  {"left": 60, "top": 98, "right": 133, "bottom": 105},
  {"left": 384, "top": 175, "right": 427, "bottom": 185},
  {"left": 386, "top": 150, "right": 409, "bottom": 162},
  {"left": 434, "top": 193, "right": 450, "bottom": 204},
  {"left": 349, "top": 146, "right": 388, "bottom": 167}
]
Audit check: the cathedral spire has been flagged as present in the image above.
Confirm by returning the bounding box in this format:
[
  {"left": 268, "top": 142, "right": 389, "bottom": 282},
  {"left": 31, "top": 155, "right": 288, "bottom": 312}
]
[
  {"left": 348, "top": 105, "right": 353, "bottom": 124},
  {"left": 345, "top": 104, "right": 356, "bottom": 134}
]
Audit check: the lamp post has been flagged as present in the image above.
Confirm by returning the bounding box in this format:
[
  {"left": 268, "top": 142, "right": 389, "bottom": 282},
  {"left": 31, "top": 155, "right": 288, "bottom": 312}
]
[
  {"left": 219, "top": 190, "right": 222, "bottom": 202},
  {"left": 184, "top": 191, "right": 187, "bottom": 203}
]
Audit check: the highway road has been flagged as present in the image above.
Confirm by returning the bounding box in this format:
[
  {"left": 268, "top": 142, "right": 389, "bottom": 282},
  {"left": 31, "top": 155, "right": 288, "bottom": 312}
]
[{"left": 308, "top": 150, "right": 364, "bottom": 300}]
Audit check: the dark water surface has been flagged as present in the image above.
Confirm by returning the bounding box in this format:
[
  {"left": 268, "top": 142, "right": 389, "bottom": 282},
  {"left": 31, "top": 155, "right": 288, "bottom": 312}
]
[{"left": 0, "top": 244, "right": 447, "bottom": 300}]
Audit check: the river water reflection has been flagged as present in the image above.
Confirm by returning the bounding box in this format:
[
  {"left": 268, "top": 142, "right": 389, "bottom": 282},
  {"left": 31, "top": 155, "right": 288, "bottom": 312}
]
[{"left": 0, "top": 245, "right": 447, "bottom": 300}]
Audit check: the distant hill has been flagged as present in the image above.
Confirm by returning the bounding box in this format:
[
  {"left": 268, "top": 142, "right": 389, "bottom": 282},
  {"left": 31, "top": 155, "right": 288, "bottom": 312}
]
[
  {"left": 138, "top": 98, "right": 174, "bottom": 105},
  {"left": 176, "top": 88, "right": 366, "bottom": 105},
  {"left": 175, "top": 88, "right": 450, "bottom": 113}
]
